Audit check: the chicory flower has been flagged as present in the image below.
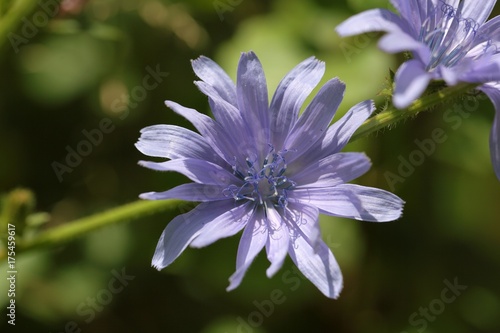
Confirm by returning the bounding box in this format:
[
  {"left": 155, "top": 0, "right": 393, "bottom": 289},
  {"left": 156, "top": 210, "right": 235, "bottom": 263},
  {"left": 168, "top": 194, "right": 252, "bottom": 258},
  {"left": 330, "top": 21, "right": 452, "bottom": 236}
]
[
  {"left": 136, "top": 51, "right": 404, "bottom": 298},
  {"left": 337, "top": 0, "right": 500, "bottom": 179}
]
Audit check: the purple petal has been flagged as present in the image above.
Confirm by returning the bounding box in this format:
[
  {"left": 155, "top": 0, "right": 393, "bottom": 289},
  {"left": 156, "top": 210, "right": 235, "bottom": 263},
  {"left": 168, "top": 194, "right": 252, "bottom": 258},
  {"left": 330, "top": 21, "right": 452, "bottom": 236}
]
[
  {"left": 227, "top": 209, "right": 268, "bottom": 291},
  {"left": 191, "top": 56, "right": 237, "bottom": 107},
  {"left": 135, "top": 124, "right": 223, "bottom": 165},
  {"left": 283, "top": 202, "right": 342, "bottom": 298},
  {"left": 390, "top": 0, "right": 422, "bottom": 27},
  {"left": 138, "top": 158, "right": 239, "bottom": 186},
  {"left": 139, "top": 183, "right": 228, "bottom": 201},
  {"left": 439, "top": 65, "right": 460, "bottom": 86},
  {"left": 237, "top": 52, "right": 270, "bottom": 147},
  {"left": 270, "top": 57, "right": 325, "bottom": 147},
  {"left": 285, "top": 202, "right": 321, "bottom": 251},
  {"left": 195, "top": 80, "right": 244, "bottom": 126},
  {"left": 292, "top": 152, "right": 371, "bottom": 188},
  {"left": 190, "top": 202, "right": 253, "bottom": 248},
  {"left": 460, "top": 55, "right": 500, "bottom": 83},
  {"left": 152, "top": 201, "right": 245, "bottom": 270},
  {"left": 378, "top": 31, "right": 427, "bottom": 54},
  {"left": 476, "top": 16, "right": 500, "bottom": 44},
  {"left": 284, "top": 78, "right": 345, "bottom": 161},
  {"left": 462, "top": 0, "right": 495, "bottom": 24},
  {"left": 288, "top": 236, "right": 343, "bottom": 299},
  {"left": 165, "top": 100, "right": 238, "bottom": 165},
  {"left": 393, "top": 59, "right": 432, "bottom": 109},
  {"left": 290, "top": 184, "right": 404, "bottom": 222},
  {"left": 290, "top": 100, "right": 374, "bottom": 168},
  {"left": 323, "top": 100, "right": 374, "bottom": 153},
  {"left": 195, "top": 81, "right": 254, "bottom": 163},
  {"left": 336, "top": 9, "right": 407, "bottom": 37},
  {"left": 478, "top": 83, "right": 500, "bottom": 180},
  {"left": 265, "top": 207, "right": 290, "bottom": 277}
]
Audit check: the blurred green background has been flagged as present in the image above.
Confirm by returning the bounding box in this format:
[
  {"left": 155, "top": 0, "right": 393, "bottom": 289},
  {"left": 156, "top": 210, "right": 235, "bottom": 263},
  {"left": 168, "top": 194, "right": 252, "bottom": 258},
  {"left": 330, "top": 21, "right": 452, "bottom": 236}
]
[{"left": 1, "top": 0, "right": 499, "bottom": 332}]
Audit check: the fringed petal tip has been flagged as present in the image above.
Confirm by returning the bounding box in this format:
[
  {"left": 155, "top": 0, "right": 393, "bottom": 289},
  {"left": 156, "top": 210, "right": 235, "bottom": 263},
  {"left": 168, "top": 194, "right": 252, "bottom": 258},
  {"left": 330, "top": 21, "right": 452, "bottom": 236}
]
[{"left": 151, "top": 263, "right": 162, "bottom": 271}]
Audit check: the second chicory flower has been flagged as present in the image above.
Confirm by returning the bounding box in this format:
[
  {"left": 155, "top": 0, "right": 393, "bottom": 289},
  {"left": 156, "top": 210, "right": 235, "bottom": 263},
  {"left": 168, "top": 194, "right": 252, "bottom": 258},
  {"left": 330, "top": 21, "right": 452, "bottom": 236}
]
[{"left": 336, "top": 0, "right": 500, "bottom": 179}]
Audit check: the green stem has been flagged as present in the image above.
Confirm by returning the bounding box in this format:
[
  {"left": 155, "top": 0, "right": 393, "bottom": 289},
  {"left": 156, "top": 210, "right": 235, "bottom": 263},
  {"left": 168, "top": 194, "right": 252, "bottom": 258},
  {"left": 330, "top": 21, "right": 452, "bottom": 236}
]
[
  {"left": 0, "top": 0, "right": 41, "bottom": 52},
  {"left": 350, "top": 82, "right": 479, "bottom": 142},
  {"left": 4, "top": 199, "right": 183, "bottom": 258}
]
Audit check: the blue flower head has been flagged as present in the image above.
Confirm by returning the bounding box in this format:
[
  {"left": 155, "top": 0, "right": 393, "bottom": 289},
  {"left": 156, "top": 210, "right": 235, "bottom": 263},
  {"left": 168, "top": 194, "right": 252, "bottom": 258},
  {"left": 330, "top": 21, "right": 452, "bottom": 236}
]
[
  {"left": 337, "top": 0, "right": 500, "bottom": 180},
  {"left": 136, "top": 52, "right": 404, "bottom": 298}
]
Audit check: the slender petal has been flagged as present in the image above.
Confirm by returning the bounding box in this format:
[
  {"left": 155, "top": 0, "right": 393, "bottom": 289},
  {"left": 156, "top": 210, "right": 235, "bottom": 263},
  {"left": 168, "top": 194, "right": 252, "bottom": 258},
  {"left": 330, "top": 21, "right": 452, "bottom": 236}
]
[
  {"left": 195, "top": 81, "right": 254, "bottom": 163},
  {"left": 152, "top": 201, "right": 243, "bottom": 270},
  {"left": 292, "top": 153, "right": 371, "bottom": 188},
  {"left": 270, "top": 57, "right": 325, "bottom": 147},
  {"left": 135, "top": 124, "right": 223, "bottom": 165},
  {"left": 227, "top": 209, "right": 268, "bottom": 291},
  {"left": 237, "top": 52, "right": 270, "bottom": 147},
  {"left": 379, "top": 31, "right": 428, "bottom": 54},
  {"left": 290, "top": 184, "right": 404, "bottom": 222},
  {"left": 290, "top": 100, "right": 374, "bottom": 167},
  {"left": 336, "top": 9, "right": 407, "bottom": 37},
  {"left": 390, "top": 0, "right": 425, "bottom": 28},
  {"left": 165, "top": 100, "right": 237, "bottom": 164},
  {"left": 393, "top": 59, "right": 432, "bottom": 109},
  {"left": 286, "top": 202, "right": 321, "bottom": 251},
  {"left": 138, "top": 158, "right": 239, "bottom": 186},
  {"left": 462, "top": 0, "right": 496, "bottom": 24},
  {"left": 285, "top": 203, "right": 340, "bottom": 300},
  {"left": 195, "top": 81, "right": 245, "bottom": 129},
  {"left": 476, "top": 16, "right": 500, "bottom": 44},
  {"left": 478, "top": 83, "right": 500, "bottom": 180},
  {"left": 265, "top": 207, "right": 290, "bottom": 277},
  {"left": 190, "top": 202, "right": 253, "bottom": 248},
  {"left": 139, "top": 183, "right": 228, "bottom": 201},
  {"left": 191, "top": 55, "right": 238, "bottom": 107},
  {"left": 285, "top": 78, "right": 345, "bottom": 161},
  {"left": 324, "top": 100, "right": 375, "bottom": 152},
  {"left": 460, "top": 56, "right": 500, "bottom": 83},
  {"left": 288, "top": 233, "right": 343, "bottom": 299}
]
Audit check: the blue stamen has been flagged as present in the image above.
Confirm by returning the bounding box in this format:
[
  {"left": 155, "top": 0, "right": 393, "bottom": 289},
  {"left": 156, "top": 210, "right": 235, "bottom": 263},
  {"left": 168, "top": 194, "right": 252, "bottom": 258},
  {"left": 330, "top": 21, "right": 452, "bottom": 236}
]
[
  {"left": 226, "top": 146, "right": 296, "bottom": 208},
  {"left": 421, "top": 1, "right": 484, "bottom": 71}
]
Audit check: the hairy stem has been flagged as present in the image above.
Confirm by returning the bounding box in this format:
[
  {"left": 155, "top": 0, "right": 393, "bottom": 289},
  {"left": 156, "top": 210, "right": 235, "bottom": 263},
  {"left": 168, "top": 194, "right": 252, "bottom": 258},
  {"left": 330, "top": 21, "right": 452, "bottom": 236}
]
[
  {"left": 0, "top": 199, "right": 183, "bottom": 260},
  {"left": 350, "top": 83, "right": 479, "bottom": 142}
]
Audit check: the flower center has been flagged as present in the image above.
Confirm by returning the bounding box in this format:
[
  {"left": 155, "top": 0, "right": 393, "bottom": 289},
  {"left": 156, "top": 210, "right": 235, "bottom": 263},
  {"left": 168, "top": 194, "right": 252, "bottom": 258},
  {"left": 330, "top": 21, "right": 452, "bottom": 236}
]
[
  {"left": 224, "top": 147, "right": 296, "bottom": 209},
  {"left": 419, "top": 1, "right": 481, "bottom": 70}
]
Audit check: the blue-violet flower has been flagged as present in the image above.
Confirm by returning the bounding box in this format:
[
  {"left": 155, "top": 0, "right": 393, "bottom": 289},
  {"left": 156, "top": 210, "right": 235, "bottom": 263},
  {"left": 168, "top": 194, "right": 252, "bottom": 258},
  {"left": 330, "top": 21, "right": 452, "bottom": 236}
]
[
  {"left": 136, "top": 51, "right": 404, "bottom": 298},
  {"left": 337, "top": 0, "right": 500, "bottom": 179}
]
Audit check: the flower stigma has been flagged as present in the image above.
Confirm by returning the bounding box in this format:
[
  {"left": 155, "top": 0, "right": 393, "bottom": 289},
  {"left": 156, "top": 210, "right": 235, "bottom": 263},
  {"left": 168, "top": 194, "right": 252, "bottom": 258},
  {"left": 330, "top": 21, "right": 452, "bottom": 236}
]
[
  {"left": 420, "top": 1, "right": 482, "bottom": 70},
  {"left": 224, "top": 146, "right": 296, "bottom": 209}
]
